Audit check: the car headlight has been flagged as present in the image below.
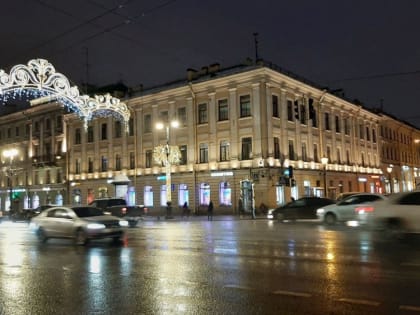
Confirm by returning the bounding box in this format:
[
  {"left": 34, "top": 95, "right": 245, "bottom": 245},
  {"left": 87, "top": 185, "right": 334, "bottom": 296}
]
[
  {"left": 119, "top": 220, "right": 129, "bottom": 227},
  {"left": 316, "top": 208, "right": 325, "bottom": 215},
  {"left": 87, "top": 223, "right": 106, "bottom": 230}
]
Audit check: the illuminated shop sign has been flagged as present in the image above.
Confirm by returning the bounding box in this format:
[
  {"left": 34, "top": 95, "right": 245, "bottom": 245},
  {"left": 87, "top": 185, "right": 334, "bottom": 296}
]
[{"left": 211, "top": 172, "right": 233, "bottom": 177}]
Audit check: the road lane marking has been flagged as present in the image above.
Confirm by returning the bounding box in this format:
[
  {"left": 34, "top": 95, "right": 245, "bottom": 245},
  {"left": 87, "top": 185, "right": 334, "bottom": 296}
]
[
  {"left": 223, "top": 284, "right": 253, "bottom": 291},
  {"left": 400, "top": 305, "right": 420, "bottom": 312},
  {"left": 272, "top": 290, "right": 311, "bottom": 298},
  {"left": 337, "top": 298, "right": 380, "bottom": 307}
]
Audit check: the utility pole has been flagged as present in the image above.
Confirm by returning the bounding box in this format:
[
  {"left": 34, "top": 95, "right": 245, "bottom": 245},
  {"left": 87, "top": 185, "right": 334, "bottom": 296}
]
[{"left": 253, "top": 32, "right": 259, "bottom": 62}]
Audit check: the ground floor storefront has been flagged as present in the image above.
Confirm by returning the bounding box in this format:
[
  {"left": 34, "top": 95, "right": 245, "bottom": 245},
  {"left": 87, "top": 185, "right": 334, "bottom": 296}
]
[{"left": 0, "top": 167, "right": 400, "bottom": 216}]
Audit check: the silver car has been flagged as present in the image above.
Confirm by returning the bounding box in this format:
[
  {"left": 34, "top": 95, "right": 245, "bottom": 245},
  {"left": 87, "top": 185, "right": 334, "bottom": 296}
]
[
  {"left": 30, "top": 206, "right": 129, "bottom": 245},
  {"left": 316, "top": 193, "right": 387, "bottom": 225}
]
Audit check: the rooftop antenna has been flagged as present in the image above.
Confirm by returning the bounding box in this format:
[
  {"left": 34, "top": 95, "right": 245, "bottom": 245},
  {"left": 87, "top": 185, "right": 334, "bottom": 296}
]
[{"left": 253, "top": 32, "right": 259, "bottom": 62}]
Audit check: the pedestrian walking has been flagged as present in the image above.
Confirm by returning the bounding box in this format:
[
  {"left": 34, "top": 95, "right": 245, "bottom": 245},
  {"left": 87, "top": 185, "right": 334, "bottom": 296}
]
[
  {"left": 207, "top": 200, "right": 214, "bottom": 221},
  {"left": 182, "top": 201, "right": 190, "bottom": 218}
]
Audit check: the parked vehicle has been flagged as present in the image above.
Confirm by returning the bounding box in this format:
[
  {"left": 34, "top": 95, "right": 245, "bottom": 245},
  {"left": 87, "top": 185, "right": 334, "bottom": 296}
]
[
  {"left": 88, "top": 198, "right": 145, "bottom": 227},
  {"left": 357, "top": 191, "right": 420, "bottom": 238},
  {"left": 267, "top": 197, "right": 335, "bottom": 221},
  {"left": 316, "top": 193, "right": 387, "bottom": 225},
  {"left": 30, "top": 205, "right": 128, "bottom": 245}
]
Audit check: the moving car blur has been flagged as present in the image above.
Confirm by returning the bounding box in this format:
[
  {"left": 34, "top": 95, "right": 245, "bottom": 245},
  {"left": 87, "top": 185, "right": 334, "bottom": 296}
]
[
  {"left": 267, "top": 197, "right": 335, "bottom": 221},
  {"left": 357, "top": 191, "right": 420, "bottom": 238},
  {"left": 316, "top": 193, "right": 387, "bottom": 226},
  {"left": 29, "top": 205, "right": 128, "bottom": 245}
]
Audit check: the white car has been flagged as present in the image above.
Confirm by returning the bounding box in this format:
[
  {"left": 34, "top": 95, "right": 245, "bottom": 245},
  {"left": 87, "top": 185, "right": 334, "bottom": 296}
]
[
  {"left": 316, "top": 193, "right": 387, "bottom": 225},
  {"left": 357, "top": 191, "right": 420, "bottom": 238},
  {"left": 30, "top": 205, "right": 129, "bottom": 245}
]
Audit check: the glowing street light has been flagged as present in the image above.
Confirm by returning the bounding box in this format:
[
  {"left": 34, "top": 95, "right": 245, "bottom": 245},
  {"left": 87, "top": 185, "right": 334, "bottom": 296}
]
[
  {"left": 321, "top": 156, "right": 329, "bottom": 198},
  {"left": 154, "top": 120, "right": 181, "bottom": 219}
]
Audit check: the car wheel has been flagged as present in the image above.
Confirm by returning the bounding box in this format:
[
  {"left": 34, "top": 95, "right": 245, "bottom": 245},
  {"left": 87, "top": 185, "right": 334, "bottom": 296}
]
[
  {"left": 324, "top": 213, "right": 337, "bottom": 225},
  {"left": 276, "top": 213, "right": 284, "bottom": 222},
  {"left": 385, "top": 219, "right": 405, "bottom": 240},
  {"left": 37, "top": 228, "right": 48, "bottom": 243},
  {"left": 75, "top": 229, "right": 89, "bottom": 246},
  {"left": 128, "top": 220, "right": 137, "bottom": 228}
]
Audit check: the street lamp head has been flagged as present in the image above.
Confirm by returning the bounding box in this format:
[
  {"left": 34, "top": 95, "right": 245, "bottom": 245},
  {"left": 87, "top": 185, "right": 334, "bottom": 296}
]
[
  {"left": 170, "top": 120, "right": 179, "bottom": 128},
  {"left": 387, "top": 165, "right": 393, "bottom": 174},
  {"left": 156, "top": 122, "right": 164, "bottom": 130},
  {"left": 3, "top": 148, "right": 18, "bottom": 159},
  {"left": 321, "top": 157, "right": 328, "bottom": 165}
]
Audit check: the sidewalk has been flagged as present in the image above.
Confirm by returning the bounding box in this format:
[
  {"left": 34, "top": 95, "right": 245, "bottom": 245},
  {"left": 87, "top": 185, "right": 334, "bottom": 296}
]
[{"left": 141, "top": 212, "right": 267, "bottom": 222}]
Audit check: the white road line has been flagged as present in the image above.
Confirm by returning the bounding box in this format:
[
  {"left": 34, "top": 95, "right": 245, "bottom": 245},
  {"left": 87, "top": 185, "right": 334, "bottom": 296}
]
[
  {"left": 337, "top": 298, "right": 380, "bottom": 307},
  {"left": 400, "top": 305, "right": 420, "bottom": 312},
  {"left": 400, "top": 262, "right": 420, "bottom": 267},
  {"left": 223, "top": 285, "right": 253, "bottom": 291},
  {"left": 272, "top": 290, "right": 312, "bottom": 298}
]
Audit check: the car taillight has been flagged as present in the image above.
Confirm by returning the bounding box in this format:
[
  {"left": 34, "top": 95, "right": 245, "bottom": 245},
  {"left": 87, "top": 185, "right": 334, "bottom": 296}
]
[
  {"left": 355, "top": 206, "right": 374, "bottom": 214},
  {"left": 122, "top": 207, "right": 127, "bottom": 214}
]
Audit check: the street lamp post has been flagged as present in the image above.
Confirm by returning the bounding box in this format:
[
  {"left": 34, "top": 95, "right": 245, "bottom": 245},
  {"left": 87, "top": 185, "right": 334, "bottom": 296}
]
[
  {"left": 321, "top": 157, "right": 328, "bottom": 198},
  {"left": 3, "top": 148, "right": 18, "bottom": 216},
  {"left": 387, "top": 165, "right": 393, "bottom": 194},
  {"left": 156, "top": 120, "right": 179, "bottom": 219}
]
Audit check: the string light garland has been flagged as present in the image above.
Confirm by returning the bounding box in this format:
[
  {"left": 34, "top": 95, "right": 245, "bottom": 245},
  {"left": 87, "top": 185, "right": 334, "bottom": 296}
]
[{"left": 0, "top": 58, "right": 130, "bottom": 130}]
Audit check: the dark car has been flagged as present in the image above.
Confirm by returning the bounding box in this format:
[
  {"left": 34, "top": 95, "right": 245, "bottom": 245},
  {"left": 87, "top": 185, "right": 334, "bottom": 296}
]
[{"left": 267, "top": 197, "right": 335, "bottom": 221}]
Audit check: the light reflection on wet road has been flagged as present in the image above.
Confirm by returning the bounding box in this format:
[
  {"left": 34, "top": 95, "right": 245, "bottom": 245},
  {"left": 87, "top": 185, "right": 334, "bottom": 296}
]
[{"left": 1, "top": 219, "right": 420, "bottom": 314}]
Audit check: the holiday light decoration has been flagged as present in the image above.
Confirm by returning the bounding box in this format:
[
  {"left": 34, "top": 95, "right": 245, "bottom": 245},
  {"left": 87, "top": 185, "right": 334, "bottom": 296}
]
[
  {"left": 0, "top": 59, "right": 130, "bottom": 130},
  {"left": 153, "top": 144, "right": 181, "bottom": 165}
]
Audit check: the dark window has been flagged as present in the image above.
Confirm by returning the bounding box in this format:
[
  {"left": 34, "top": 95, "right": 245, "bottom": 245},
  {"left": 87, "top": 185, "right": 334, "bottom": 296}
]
[
  {"left": 145, "top": 150, "right": 152, "bottom": 168},
  {"left": 240, "top": 95, "right": 251, "bottom": 117},
  {"left": 272, "top": 95, "right": 279, "bottom": 118},
  {"left": 177, "top": 107, "right": 187, "bottom": 126},
  {"left": 288, "top": 140, "right": 295, "bottom": 160},
  {"left": 144, "top": 114, "right": 151, "bottom": 133},
  {"left": 115, "top": 154, "right": 122, "bottom": 171},
  {"left": 302, "top": 143, "right": 308, "bottom": 162},
  {"left": 129, "top": 118, "right": 134, "bottom": 136},
  {"left": 129, "top": 152, "right": 135, "bottom": 169},
  {"left": 220, "top": 141, "right": 230, "bottom": 161},
  {"left": 115, "top": 121, "right": 122, "bottom": 138},
  {"left": 88, "top": 157, "right": 93, "bottom": 173},
  {"left": 198, "top": 103, "right": 208, "bottom": 124},
  {"left": 199, "top": 144, "right": 208, "bottom": 163},
  {"left": 241, "top": 137, "right": 252, "bottom": 160},
  {"left": 324, "top": 113, "right": 330, "bottom": 130},
  {"left": 179, "top": 145, "right": 187, "bottom": 165},
  {"left": 101, "top": 123, "right": 107, "bottom": 140},
  {"left": 75, "top": 128, "right": 81, "bottom": 144},
  {"left": 335, "top": 116, "right": 340, "bottom": 133},
  {"left": 274, "top": 137, "right": 280, "bottom": 159},
  {"left": 87, "top": 126, "right": 94, "bottom": 143},
  {"left": 101, "top": 156, "right": 108, "bottom": 172},
  {"left": 287, "top": 100, "right": 293, "bottom": 121},
  {"left": 218, "top": 99, "right": 229, "bottom": 121},
  {"left": 399, "top": 192, "right": 420, "bottom": 205}
]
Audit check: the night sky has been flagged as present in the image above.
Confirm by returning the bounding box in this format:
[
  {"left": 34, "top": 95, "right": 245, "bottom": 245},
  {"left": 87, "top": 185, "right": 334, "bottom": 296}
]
[{"left": 1, "top": 0, "right": 420, "bottom": 126}]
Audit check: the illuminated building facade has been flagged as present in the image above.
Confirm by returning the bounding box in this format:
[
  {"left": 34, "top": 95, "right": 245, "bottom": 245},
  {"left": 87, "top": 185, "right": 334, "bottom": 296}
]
[{"left": 1, "top": 61, "right": 419, "bottom": 214}]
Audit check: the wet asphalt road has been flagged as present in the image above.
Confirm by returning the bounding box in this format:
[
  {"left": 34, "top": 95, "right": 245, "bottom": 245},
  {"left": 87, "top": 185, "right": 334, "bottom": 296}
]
[{"left": 1, "top": 217, "right": 420, "bottom": 315}]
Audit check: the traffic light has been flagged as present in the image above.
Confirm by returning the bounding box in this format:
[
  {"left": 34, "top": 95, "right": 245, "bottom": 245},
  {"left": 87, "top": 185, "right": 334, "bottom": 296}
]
[
  {"left": 288, "top": 165, "right": 293, "bottom": 178},
  {"left": 293, "top": 100, "right": 299, "bottom": 120}
]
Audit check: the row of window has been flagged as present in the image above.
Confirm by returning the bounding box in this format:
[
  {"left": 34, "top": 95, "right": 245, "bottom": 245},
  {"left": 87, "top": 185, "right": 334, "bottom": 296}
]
[{"left": 72, "top": 137, "right": 377, "bottom": 174}]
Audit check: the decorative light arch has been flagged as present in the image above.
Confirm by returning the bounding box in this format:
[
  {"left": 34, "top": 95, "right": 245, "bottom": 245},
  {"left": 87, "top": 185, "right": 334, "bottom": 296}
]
[{"left": 0, "top": 58, "right": 130, "bottom": 130}]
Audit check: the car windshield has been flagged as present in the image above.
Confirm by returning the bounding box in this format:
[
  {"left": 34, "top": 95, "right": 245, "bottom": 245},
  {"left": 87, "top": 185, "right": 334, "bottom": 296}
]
[{"left": 73, "top": 207, "right": 105, "bottom": 218}]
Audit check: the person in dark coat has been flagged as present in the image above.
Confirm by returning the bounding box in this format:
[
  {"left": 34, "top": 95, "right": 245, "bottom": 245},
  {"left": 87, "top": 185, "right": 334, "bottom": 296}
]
[{"left": 207, "top": 200, "right": 214, "bottom": 221}]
